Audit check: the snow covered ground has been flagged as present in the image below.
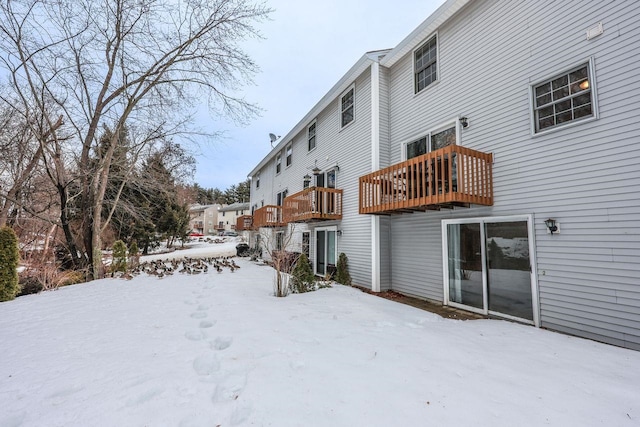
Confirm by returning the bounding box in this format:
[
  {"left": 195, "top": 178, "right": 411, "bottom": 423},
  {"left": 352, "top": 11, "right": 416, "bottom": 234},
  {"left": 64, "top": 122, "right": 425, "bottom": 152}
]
[{"left": 1, "top": 241, "right": 639, "bottom": 427}]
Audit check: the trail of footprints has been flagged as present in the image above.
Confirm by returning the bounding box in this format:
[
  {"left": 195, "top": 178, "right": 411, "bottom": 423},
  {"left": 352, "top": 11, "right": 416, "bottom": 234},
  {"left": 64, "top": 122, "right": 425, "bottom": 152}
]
[{"left": 182, "top": 277, "right": 251, "bottom": 426}]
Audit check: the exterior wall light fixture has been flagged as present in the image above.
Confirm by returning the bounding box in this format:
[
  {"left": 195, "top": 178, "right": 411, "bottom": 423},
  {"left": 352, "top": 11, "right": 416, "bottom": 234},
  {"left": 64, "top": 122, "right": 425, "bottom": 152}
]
[
  {"left": 459, "top": 116, "right": 469, "bottom": 128},
  {"left": 544, "top": 218, "right": 558, "bottom": 234}
]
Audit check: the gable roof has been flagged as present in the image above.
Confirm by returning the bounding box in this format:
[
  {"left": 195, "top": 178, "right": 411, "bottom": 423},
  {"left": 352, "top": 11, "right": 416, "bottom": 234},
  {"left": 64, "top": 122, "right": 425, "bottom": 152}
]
[{"left": 218, "top": 202, "right": 250, "bottom": 212}]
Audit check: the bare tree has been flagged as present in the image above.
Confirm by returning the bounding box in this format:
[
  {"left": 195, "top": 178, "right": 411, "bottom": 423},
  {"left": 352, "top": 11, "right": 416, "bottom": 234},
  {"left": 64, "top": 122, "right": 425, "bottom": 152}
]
[
  {"left": 256, "top": 224, "right": 302, "bottom": 297},
  {"left": 0, "top": 0, "right": 271, "bottom": 279}
]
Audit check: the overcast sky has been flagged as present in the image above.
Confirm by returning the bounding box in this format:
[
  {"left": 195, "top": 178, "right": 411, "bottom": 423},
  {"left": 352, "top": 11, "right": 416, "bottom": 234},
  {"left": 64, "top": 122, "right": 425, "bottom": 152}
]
[{"left": 192, "top": 0, "right": 447, "bottom": 190}]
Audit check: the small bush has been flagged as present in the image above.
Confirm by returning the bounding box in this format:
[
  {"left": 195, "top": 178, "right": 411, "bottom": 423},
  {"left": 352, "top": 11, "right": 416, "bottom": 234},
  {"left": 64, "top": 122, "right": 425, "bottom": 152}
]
[
  {"left": 0, "top": 226, "right": 20, "bottom": 301},
  {"left": 290, "top": 253, "right": 315, "bottom": 293},
  {"left": 111, "top": 240, "right": 127, "bottom": 274},
  {"left": 128, "top": 241, "right": 140, "bottom": 268},
  {"left": 336, "top": 252, "right": 352, "bottom": 286}
]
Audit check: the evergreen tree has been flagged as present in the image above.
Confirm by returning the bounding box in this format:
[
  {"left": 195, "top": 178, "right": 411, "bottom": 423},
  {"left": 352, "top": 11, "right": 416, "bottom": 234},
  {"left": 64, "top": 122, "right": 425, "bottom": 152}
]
[
  {"left": 336, "top": 253, "right": 352, "bottom": 286},
  {"left": 0, "top": 226, "right": 20, "bottom": 301},
  {"left": 111, "top": 240, "right": 127, "bottom": 274},
  {"left": 291, "top": 253, "right": 315, "bottom": 293}
]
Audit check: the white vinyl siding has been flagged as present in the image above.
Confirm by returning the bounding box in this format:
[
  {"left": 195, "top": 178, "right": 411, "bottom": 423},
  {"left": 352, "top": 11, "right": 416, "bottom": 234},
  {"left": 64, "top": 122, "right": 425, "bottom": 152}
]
[{"left": 385, "top": 0, "right": 640, "bottom": 350}]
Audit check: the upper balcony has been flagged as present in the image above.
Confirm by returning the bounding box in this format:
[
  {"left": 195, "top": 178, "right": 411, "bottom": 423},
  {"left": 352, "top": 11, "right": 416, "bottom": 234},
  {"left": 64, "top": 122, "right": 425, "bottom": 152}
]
[
  {"left": 283, "top": 187, "right": 343, "bottom": 223},
  {"left": 235, "top": 215, "right": 253, "bottom": 231},
  {"left": 252, "top": 205, "right": 285, "bottom": 228},
  {"left": 359, "top": 145, "right": 493, "bottom": 215}
]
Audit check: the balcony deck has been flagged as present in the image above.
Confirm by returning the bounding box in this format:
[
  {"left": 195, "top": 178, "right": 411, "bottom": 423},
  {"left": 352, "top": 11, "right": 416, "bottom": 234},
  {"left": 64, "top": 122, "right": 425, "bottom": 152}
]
[
  {"left": 283, "top": 187, "right": 343, "bottom": 223},
  {"left": 252, "top": 205, "right": 285, "bottom": 228},
  {"left": 359, "top": 145, "right": 493, "bottom": 215},
  {"left": 235, "top": 215, "right": 253, "bottom": 231}
]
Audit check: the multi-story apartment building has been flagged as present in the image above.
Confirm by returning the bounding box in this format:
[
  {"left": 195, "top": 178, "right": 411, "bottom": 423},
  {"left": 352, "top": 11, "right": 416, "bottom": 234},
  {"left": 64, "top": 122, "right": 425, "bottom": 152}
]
[
  {"left": 248, "top": 0, "right": 640, "bottom": 350},
  {"left": 188, "top": 204, "right": 222, "bottom": 236},
  {"left": 218, "top": 202, "right": 250, "bottom": 233}
]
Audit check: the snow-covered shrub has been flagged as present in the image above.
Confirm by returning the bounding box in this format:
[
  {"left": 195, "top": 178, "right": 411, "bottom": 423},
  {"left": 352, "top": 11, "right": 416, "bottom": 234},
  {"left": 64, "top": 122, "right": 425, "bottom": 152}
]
[
  {"left": 290, "top": 253, "right": 315, "bottom": 293},
  {"left": 0, "top": 226, "right": 20, "bottom": 301},
  {"left": 335, "top": 252, "right": 352, "bottom": 286}
]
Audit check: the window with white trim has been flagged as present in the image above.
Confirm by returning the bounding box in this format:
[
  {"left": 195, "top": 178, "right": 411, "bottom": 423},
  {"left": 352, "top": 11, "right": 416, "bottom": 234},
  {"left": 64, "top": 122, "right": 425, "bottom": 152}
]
[
  {"left": 414, "top": 35, "right": 437, "bottom": 94},
  {"left": 255, "top": 173, "right": 260, "bottom": 189},
  {"left": 276, "top": 152, "right": 282, "bottom": 174},
  {"left": 533, "top": 62, "right": 594, "bottom": 133},
  {"left": 405, "top": 122, "right": 457, "bottom": 160},
  {"left": 308, "top": 121, "right": 316, "bottom": 151},
  {"left": 340, "top": 86, "right": 355, "bottom": 128},
  {"left": 286, "top": 142, "right": 293, "bottom": 167},
  {"left": 276, "top": 189, "right": 288, "bottom": 206}
]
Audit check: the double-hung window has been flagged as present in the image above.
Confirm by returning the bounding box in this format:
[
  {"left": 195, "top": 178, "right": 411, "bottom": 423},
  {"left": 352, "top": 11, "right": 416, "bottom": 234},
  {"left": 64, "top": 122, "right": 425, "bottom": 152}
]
[
  {"left": 414, "top": 35, "right": 437, "bottom": 94},
  {"left": 276, "top": 153, "right": 282, "bottom": 174},
  {"left": 340, "top": 86, "right": 355, "bottom": 128},
  {"left": 308, "top": 121, "right": 316, "bottom": 151},
  {"left": 286, "top": 142, "right": 292, "bottom": 167},
  {"left": 255, "top": 173, "right": 260, "bottom": 189},
  {"left": 533, "top": 62, "right": 595, "bottom": 133}
]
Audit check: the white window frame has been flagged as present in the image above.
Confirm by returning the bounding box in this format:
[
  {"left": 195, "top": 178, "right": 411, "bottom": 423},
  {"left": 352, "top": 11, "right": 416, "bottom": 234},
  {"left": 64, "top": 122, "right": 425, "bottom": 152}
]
[
  {"left": 255, "top": 173, "right": 260, "bottom": 189},
  {"left": 413, "top": 32, "right": 439, "bottom": 95},
  {"left": 530, "top": 57, "right": 598, "bottom": 136},
  {"left": 307, "top": 120, "right": 317, "bottom": 152},
  {"left": 313, "top": 225, "right": 338, "bottom": 276},
  {"left": 276, "top": 152, "right": 282, "bottom": 174},
  {"left": 275, "top": 230, "right": 285, "bottom": 251},
  {"left": 276, "top": 189, "right": 288, "bottom": 207},
  {"left": 339, "top": 84, "right": 355, "bottom": 129},
  {"left": 285, "top": 142, "right": 293, "bottom": 167},
  {"left": 401, "top": 118, "right": 460, "bottom": 161}
]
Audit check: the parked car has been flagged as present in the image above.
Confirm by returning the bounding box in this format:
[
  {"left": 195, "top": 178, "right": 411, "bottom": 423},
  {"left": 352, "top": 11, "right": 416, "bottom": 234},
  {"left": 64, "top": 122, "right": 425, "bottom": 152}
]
[{"left": 222, "top": 231, "right": 238, "bottom": 237}]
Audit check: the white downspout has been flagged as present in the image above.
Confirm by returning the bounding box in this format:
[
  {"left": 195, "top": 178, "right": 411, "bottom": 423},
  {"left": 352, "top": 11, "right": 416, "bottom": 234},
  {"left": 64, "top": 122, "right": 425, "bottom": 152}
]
[{"left": 370, "top": 61, "right": 381, "bottom": 292}]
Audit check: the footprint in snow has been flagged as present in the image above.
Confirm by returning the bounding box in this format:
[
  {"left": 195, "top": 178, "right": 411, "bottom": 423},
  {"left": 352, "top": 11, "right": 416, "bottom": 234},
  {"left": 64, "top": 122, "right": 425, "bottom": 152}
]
[
  {"left": 185, "top": 330, "right": 204, "bottom": 341},
  {"left": 125, "top": 386, "right": 164, "bottom": 407},
  {"left": 211, "top": 373, "right": 247, "bottom": 403},
  {"left": 190, "top": 312, "right": 207, "bottom": 319},
  {"left": 196, "top": 304, "right": 210, "bottom": 311},
  {"left": 199, "top": 320, "right": 215, "bottom": 329},
  {"left": 210, "top": 336, "right": 233, "bottom": 351},
  {"left": 193, "top": 353, "right": 221, "bottom": 376}
]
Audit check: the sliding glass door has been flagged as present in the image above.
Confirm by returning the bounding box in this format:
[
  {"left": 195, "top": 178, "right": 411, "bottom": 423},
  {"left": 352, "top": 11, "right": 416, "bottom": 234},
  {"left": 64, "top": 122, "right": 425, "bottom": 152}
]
[
  {"left": 315, "top": 227, "right": 337, "bottom": 276},
  {"left": 443, "top": 216, "right": 538, "bottom": 325}
]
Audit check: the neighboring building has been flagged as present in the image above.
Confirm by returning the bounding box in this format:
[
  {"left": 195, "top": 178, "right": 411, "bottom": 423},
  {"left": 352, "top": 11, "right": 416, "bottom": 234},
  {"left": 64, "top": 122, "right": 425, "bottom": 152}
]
[
  {"left": 248, "top": 0, "right": 640, "bottom": 350},
  {"left": 218, "top": 202, "right": 250, "bottom": 232},
  {"left": 188, "top": 204, "right": 221, "bottom": 235}
]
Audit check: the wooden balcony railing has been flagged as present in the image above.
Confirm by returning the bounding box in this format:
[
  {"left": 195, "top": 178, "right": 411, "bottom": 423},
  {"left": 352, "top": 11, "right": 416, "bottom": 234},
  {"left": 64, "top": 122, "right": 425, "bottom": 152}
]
[
  {"left": 235, "top": 215, "right": 253, "bottom": 231},
  {"left": 283, "top": 187, "right": 343, "bottom": 223},
  {"left": 252, "top": 205, "right": 285, "bottom": 228},
  {"left": 359, "top": 145, "right": 493, "bottom": 215}
]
